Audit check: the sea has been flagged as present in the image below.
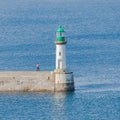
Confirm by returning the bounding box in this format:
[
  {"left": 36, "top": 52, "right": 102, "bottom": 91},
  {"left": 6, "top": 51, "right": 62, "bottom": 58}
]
[{"left": 0, "top": 0, "right": 120, "bottom": 119}]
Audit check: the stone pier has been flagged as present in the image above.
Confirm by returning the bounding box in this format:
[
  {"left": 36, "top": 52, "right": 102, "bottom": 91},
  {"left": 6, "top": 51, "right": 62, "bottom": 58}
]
[{"left": 0, "top": 71, "right": 55, "bottom": 92}]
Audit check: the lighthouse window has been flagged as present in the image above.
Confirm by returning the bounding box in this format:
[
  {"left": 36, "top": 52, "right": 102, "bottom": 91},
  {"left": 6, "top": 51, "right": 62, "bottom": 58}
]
[
  {"left": 56, "top": 32, "right": 64, "bottom": 37},
  {"left": 59, "top": 52, "right": 61, "bottom": 56}
]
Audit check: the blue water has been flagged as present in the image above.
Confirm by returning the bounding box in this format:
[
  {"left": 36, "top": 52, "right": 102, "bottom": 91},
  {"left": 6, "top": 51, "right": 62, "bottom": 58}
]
[{"left": 0, "top": 0, "right": 120, "bottom": 119}]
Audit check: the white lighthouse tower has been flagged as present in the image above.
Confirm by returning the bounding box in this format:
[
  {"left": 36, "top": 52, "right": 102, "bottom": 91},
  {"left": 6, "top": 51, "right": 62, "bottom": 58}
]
[
  {"left": 55, "top": 26, "right": 67, "bottom": 71},
  {"left": 54, "top": 26, "right": 74, "bottom": 91}
]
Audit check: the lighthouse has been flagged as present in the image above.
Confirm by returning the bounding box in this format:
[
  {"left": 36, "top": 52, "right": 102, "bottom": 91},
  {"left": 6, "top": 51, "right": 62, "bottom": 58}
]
[
  {"left": 54, "top": 26, "right": 74, "bottom": 91},
  {"left": 55, "top": 26, "right": 67, "bottom": 71}
]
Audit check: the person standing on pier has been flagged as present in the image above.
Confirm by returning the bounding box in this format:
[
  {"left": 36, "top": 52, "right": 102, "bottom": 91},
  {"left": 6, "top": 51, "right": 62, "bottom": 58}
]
[{"left": 36, "top": 64, "right": 40, "bottom": 71}]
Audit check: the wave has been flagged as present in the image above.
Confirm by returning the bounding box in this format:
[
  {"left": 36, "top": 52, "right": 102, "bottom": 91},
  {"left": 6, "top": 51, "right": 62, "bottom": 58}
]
[{"left": 75, "top": 82, "right": 120, "bottom": 92}]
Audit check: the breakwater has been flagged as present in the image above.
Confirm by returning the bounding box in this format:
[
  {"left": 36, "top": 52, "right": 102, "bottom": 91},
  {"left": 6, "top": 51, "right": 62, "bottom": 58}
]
[
  {"left": 0, "top": 71, "right": 74, "bottom": 92},
  {"left": 0, "top": 71, "right": 54, "bottom": 92}
]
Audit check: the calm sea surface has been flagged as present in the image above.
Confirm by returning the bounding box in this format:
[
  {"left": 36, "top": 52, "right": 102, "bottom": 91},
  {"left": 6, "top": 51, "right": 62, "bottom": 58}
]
[{"left": 0, "top": 0, "right": 120, "bottom": 119}]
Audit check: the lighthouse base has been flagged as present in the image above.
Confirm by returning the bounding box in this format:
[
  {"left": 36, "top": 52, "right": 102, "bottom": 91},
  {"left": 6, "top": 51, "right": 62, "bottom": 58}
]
[
  {"left": 54, "top": 71, "right": 74, "bottom": 92},
  {"left": 55, "top": 83, "right": 74, "bottom": 92}
]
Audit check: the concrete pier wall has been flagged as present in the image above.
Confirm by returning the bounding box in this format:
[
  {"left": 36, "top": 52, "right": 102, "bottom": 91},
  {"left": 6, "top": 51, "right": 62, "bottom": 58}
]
[
  {"left": 54, "top": 71, "right": 74, "bottom": 91},
  {"left": 0, "top": 71, "right": 55, "bottom": 92}
]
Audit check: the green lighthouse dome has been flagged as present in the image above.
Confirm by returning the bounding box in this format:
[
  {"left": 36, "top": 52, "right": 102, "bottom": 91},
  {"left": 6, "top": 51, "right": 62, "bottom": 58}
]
[{"left": 57, "top": 26, "right": 64, "bottom": 32}]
